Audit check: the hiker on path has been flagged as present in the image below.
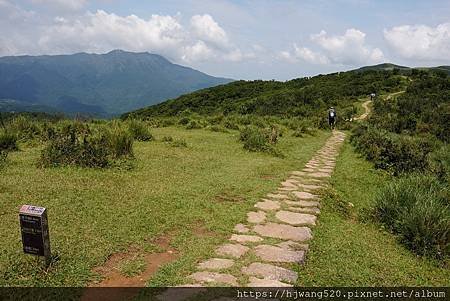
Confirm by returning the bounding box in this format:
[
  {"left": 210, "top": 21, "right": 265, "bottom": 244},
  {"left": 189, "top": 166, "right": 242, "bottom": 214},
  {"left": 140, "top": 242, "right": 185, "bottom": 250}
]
[{"left": 328, "top": 107, "right": 337, "bottom": 130}]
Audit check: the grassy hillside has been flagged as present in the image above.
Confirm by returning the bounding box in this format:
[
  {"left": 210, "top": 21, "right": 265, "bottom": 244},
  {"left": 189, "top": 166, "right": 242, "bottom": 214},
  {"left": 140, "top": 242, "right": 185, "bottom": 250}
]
[{"left": 124, "top": 69, "right": 407, "bottom": 120}]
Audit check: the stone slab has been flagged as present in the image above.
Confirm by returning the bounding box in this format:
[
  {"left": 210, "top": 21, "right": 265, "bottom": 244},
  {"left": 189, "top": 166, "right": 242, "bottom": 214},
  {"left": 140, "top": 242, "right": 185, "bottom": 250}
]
[
  {"left": 216, "top": 244, "right": 249, "bottom": 258},
  {"left": 292, "top": 191, "right": 318, "bottom": 200},
  {"left": 287, "top": 206, "right": 320, "bottom": 215},
  {"left": 255, "top": 199, "right": 280, "bottom": 211},
  {"left": 247, "top": 276, "right": 293, "bottom": 287},
  {"left": 234, "top": 223, "right": 250, "bottom": 233},
  {"left": 284, "top": 200, "right": 320, "bottom": 208},
  {"left": 254, "top": 244, "right": 306, "bottom": 263},
  {"left": 198, "top": 258, "right": 234, "bottom": 270},
  {"left": 247, "top": 211, "right": 266, "bottom": 224},
  {"left": 275, "top": 210, "right": 317, "bottom": 226},
  {"left": 189, "top": 272, "right": 238, "bottom": 286},
  {"left": 253, "top": 222, "right": 312, "bottom": 241},
  {"left": 230, "top": 234, "right": 263, "bottom": 243},
  {"left": 242, "top": 262, "right": 297, "bottom": 283}
]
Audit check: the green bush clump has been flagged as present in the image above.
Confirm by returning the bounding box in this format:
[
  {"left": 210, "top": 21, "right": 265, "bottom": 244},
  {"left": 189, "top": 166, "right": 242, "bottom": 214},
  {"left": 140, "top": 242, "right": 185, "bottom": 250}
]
[
  {"left": 0, "top": 150, "right": 7, "bottom": 168},
  {"left": 105, "top": 123, "right": 134, "bottom": 158},
  {"left": 40, "top": 124, "right": 109, "bottom": 168},
  {"left": 185, "top": 119, "right": 203, "bottom": 130},
  {"left": 161, "top": 136, "right": 174, "bottom": 142},
  {"left": 127, "top": 119, "right": 153, "bottom": 141},
  {"left": 170, "top": 139, "right": 187, "bottom": 147},
  {"left": 351, "top": 125, "right": 433, "bottom": 175},
  {"left": 374, "top": 175, "right": 449, "bottom": 259},
  {"left": 428, "top": 144, "right": 450, "bottom": 182},
  {"left": 8, "top": 115, "right": 41, "bottom": 141},
  {"left": 239, "top": 126, "right": 283, "bottom": 157},
  {"left": 0, "top": 131, "right": 18, "bottom": 151},
  {"left": 39, "top": 122, "right": 133, "bottom": 168}
]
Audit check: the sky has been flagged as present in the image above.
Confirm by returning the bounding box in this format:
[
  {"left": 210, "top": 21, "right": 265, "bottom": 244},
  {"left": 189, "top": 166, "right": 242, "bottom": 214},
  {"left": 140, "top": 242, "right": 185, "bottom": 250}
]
[{"left": 1, "top": 0, "right": 449, "bottom": 80}]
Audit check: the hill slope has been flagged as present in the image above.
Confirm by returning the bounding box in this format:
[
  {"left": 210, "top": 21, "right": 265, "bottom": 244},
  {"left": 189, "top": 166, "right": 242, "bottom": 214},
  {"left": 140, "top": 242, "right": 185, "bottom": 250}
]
[
  {"left": 0, "top": 50, "right": 232, "bottom": 116},
  {"left": 123, "top": 68, "right": 409, "bottom": 120}
]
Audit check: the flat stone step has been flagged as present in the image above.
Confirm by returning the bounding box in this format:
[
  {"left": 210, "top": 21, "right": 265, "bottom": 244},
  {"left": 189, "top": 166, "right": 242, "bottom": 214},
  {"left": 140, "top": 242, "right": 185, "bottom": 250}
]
[
  {"left": 253, "top": 222, "right": 312, "bottom": 241},
  {"left": 267, "top": 193, "right": 290, "bottom": 200},
  {"left": 275, "top": 210, "right": 317, "bottom": 226},
  {"left": 277, "top": 240, "right": 309, "bottom": 251},
  {"left": 234, "top": 223, "right": 250, "bottom": 233},
  {"left": 284, "top": 200, "right": 320, "bottom": 208},
  {"left": 247, "top": 211, "right": 266, "bottom": 224},
  {"left": 230, "top": 234, "right": 263, "bottom": 243},
  {"left": 287, "top": 206, "right": 320, "bottom": 215},
  {"left": 242, "top": 262, "right": 298, "bottom": 283},
  {"left": 215, "top": 244, "right": 249, "bottom": 259},
  {"left": 189, "top": 272, "right": 238, "bottom": 286},
  {"left": 255, "top": 199, "right": 280, "bottom": 211},
  {"left": 254, "top": 244, "right": 306, "bottom": 263},
  {"left": 308, "top": 172, "right": 331, "bottom": 178},
  {"left": 292, "top": 191, "right": 318, "bottom": 200},
  {"left": 198, "top": 258, "right": 234, "bottom": 270}
]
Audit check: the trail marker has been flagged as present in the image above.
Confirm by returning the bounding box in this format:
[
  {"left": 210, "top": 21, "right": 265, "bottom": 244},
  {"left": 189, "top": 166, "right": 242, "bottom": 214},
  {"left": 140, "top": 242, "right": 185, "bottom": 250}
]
[{"left": 19, "top": 205, "right": 51, "bottom": 266}]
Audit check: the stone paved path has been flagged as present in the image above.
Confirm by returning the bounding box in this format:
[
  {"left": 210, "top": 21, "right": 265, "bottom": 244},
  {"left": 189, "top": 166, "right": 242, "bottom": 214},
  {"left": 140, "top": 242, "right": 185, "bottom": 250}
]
[{"left": 158, "top": 131, "right": 346, "bottom": 297}]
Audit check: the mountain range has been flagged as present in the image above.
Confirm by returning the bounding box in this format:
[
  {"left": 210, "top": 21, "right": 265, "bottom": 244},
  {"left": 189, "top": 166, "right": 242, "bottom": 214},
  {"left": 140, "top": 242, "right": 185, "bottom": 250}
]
[{"left": 0, "top": 50, "right": 232, "bottom": 116}]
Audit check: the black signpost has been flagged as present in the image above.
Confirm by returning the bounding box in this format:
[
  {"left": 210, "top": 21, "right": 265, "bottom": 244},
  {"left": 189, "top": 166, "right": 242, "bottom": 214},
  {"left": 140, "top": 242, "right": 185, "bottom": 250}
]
[{"left": 19, "top": 205, "right": 51, "bottom": 266}]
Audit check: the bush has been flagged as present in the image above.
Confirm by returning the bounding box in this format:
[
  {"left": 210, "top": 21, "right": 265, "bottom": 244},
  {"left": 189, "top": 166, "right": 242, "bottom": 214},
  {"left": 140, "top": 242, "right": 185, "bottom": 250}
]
[
  {"left": 374, "top": 174, "right": 449, "bottom": 259},
  {"left": 186, "top": 119, "right": 203, "bottom": 130},
  {"left": 161, "top": 136, "right": 174, "bottom": 142},
  {"left": 351, "top": 125, "right": 434, "bottom": 175},
  {"left": 0, "top": 131, "right": 18, "bottom": 151},
  {"left": 105, "top": 123, "right": 134, "bottom": 158},
  {"left": 208, "top": 125, "right": 229, "bottom": 133},
  {"left": 239, "top": 126, "right": 283, "bottom": 157},
  {"left": 8, "top": 115, "right": 41, "bottom": 141},
  {"left": 39, "top": 125, "right": 109, "bottom": 168},
  {"left": 127, "top": 119, "right": 153, "bottom": 141},
  {"left": 0, "top": 150, "right": 7, "bottom": 168},
  {"left": 171, "top": 139, "right": 187, "bottom": 147},
  {"left": 428, "top": 144, "right": 450, "bottom": 182},
  {"left": 39, "top": 122, "right": 133, "bottom": 168}
]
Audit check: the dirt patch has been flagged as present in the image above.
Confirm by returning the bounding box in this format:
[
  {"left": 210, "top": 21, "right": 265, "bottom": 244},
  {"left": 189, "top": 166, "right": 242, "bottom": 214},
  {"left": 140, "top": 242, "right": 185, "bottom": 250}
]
[
  {"left": 81, "top": 235, "right": 178, "bottom": 301},
  {"left": 192, "top": 224, "right": 216, "bottom": 238}
]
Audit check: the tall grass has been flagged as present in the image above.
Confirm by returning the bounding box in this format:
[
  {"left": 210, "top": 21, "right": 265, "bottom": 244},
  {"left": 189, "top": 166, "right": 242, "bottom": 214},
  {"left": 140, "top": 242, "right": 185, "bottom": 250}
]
[
  {"left": 0, "top": 131, "right": 18, "bottom": 151},
  {"left": 374, "top": 174, "right": 449, "bottom": 259},
  {"left": 127, "top": 119, "right": 153, "bottom": 141}
]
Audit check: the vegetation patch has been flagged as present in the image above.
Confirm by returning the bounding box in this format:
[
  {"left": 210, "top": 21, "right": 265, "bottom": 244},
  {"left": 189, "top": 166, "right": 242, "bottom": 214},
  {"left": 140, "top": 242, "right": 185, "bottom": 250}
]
[
  {"left": 239, "top": 125, "right": 283, "bottom": 157},
  {"left": 374, "top": 174, "right": 449, "bottom": 260},
  {"left": 127, "top": 119, "right": 154, "bottom": 141}
]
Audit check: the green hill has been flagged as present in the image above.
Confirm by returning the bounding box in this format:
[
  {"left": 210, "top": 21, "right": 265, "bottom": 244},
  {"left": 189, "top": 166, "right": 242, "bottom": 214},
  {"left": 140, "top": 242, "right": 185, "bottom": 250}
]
[
  {"left": 123, "top": 68, "right": 408, "bottom": 120},
  {"left": 0, "top": 50, "right": 232, "bottom": 116}
]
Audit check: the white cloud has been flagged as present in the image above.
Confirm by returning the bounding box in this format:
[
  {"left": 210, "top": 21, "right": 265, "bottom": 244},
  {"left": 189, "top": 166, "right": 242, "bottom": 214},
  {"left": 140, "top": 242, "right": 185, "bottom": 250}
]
[
  {"left": 280, "top": 28, "right": 384, "bottom": 66},
  {"left": 0, "top": 7, "right": 250, "bottom": 63},
  {"left": 311, "top": 29, "right": 384, "bottom": 65},
  {"left": 190, "top": 14, "right": 229, "bottom": 49},
  {"left": 293, "top": 45, "right": 329, "bottom": 64},
  {"left": 384, "top": 23, "right": 450, "bottom": 62}
]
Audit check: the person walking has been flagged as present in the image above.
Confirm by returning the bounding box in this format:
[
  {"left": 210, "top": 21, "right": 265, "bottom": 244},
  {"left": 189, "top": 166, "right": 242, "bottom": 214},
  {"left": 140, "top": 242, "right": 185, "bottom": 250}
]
[{"left": 328, "top": 107, "right": 337, "bottom": 130}]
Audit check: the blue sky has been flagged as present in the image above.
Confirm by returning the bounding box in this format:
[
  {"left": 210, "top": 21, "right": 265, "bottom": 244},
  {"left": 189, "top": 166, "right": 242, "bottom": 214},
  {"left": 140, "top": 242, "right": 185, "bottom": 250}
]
[{"left": 1, "top": 0, "right": 449, "bottom": 80}]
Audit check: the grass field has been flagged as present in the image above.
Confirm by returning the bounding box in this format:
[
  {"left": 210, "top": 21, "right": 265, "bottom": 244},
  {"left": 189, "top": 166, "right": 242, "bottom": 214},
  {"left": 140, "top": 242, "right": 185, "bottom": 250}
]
[
  {"left": 296, "top": 140, "right": 450, "bottom": 286},
  {"left": 0, "top": 127, "right": 330, "bottom": 287}
]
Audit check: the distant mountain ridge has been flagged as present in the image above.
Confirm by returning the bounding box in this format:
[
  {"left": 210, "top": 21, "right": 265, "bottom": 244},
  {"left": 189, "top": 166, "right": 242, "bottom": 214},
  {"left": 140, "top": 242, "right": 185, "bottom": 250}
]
[
  {"left": 0, "top": 50, "right": 232, "bottom": 116},
  {"left": 355, "top": 63, "right": 450, "bottom": 74}
]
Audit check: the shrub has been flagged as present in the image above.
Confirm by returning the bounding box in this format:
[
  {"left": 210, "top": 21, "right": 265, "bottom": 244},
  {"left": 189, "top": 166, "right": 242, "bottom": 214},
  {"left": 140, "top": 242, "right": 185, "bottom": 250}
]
[
  {"left": 105, "top": 123, "right": 134, "bottom": 158},
  {"left": 351, "top": 125, "right": 434, "bottom": 175},
  {"left": 374, "top": 174, "right": 449, "bottom": 259},
  {"left": 171, "top": 139, "right": 187, "bottom": 148},
  {"left": 8, "top": 115, "right": 41, "bottom": 141},
  {"left": 186, "top": 119, "right": 203, "bottom": 130},
  {"left": 428, "top": 144, "right": 450, "bottom": 182},
  {"left": 0, "top": 150, "right": 7, "bottom": 168},
  {"left": 0, "top": 131, "right": 18, "bottom": 151},
  {"left": 127, "top": 119, "right": 153, "bottom": 141},
  {"left": 39, "top": 122, "right": 133, "bottom": 168},
  {"left": 178, "top": 117, "right": 190, "bottom": 125},
  {"left": 161, "top": 136, "right": 174, "bottom": 142},
  {"left": 239, "top": 126, "right": 283, "bottom": 157},
  {"left": 39, "top": 125, "right": 109, "bottom": 168}
]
